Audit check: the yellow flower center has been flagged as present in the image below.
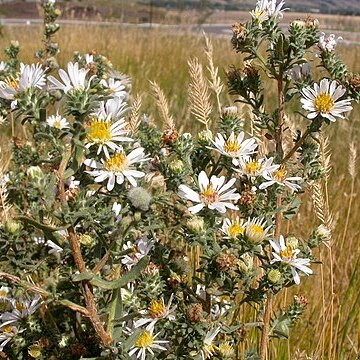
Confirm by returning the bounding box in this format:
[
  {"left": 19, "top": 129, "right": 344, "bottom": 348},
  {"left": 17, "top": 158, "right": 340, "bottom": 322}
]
[
  {"left": 148, "top": 299, "right": 166, "bottom": 319},
  {"left": 86, "top": 118, "right": 112, "bottom": 143},
  {"left": 245, "top": 160, "right": 261, "bottom": 175},
  {"left": 53, "top": 120, "right": 62, "bottom": 129},
  {"left": 218, "top": 342, "right": 235, "bottom": 357},
  {"left": 280, "top": 246, "right": 294, "bottom": 260},
  {"left": 0, "top": 289, "right": 8, "bottom": 298},
  {"left": 224, "top": 139, "right": 240, "bottom": 154},
  {"left": 248, "top": 224, "right": 265, "bottom": 236},
  {"left": 135, "top": 331, "right": 154, "bottom": 348},
  {"left": 274, "top": 167, "right": 287, "bottom": 182},
  {"left": 3, "top": 325, "right": 13, "bottom": 333},
  {"left": 228, "top": 222, "right": 244, "bottom": 237},
  {"left": 5, "top": 76, "right": 19, "bottom": 90},
  {"left": 201, "top": 185, "right": 219, "bottom": 205},
  {"left": 104, "top": 152, "right": 128, "bottom": 172},
  {"left": 314, "top": 92, "right": 334, "bottom": 114},
  {"left": 16, "top": 301, "right": 25, "bottom": 312}
]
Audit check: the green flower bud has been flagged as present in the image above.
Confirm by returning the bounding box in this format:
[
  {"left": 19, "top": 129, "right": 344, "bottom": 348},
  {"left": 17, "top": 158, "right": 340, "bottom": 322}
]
[
  {"left": 185, "top": 216, "right": 205, "bottom": 234},
  {"left": 27, "top": 166, "right": 43, "bottom": 181},
  {"left": 286, "top": 236, "right": 299, "bottom": 249},
  {"left": 78, "top": 234, "right": 95, "bottom": 247},
  {"left": 127, "top": 187, "right": 152, "bottom": 211},
  {"left": 268, "top": 269, "right": 282, "bottom": 284},
  {"left": 169, "top": 159, "right": 184, "bottom": 174},
  {"left": 4, "top": 220, "right": 21, "bottom": 234},
  {"left": 198, "top": 129, "right": 213, "bottom": 144},
  {"left": 28, "top": 344, "right": 42, "bottom": 358}
]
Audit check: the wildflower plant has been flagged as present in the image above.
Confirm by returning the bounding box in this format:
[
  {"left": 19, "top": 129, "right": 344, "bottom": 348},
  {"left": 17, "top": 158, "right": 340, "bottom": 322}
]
[{"left": 0, "top": 0, "right": 358, "bottom": 359}]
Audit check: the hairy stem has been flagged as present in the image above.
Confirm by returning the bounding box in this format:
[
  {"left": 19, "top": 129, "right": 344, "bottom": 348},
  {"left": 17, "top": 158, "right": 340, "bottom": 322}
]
[
  {"left": 260, "top": 73, "right": 285, "bottom": 360},
  {"left": 57, "top": 151, "right": 112, "bottom": 345}
]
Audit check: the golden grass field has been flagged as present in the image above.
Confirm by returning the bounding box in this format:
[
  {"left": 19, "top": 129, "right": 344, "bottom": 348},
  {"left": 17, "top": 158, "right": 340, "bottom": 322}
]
[{"left": 0, "top": 20, "right": 360, "bottom": 359}]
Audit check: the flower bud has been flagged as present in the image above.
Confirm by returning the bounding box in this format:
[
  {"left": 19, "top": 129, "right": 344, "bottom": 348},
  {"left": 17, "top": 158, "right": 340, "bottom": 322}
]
[
  {"left": 185, "top": 216, "right": 205, "bottom": 234},
  {"left": 78, "top": 234, "right": 95, "bottom": 247},
  {"left": 4, "top": 220, "right": 21, "bottom": 234},
  {"left": 28, "top": 343, "right": 42, "bottom": 358},
  {"left": 286, "top": 236, "right": 299, "bottom": 249},
  {"left": 127, "top": 187, "right": 152, "bottom": 211},
  {"left": 268, "top": 269, "right": 282, "bottom": 284},
  {"left": 27, "top": 166, "right": 43, "bottom": 181},
  {"left": 198, "top": 129, "right": 213, "bottom": 144},
  {"left": 238, "top": 252, "right": 253, "bottom": 273},
  {"left": 169, "top": 159, "right": 184, "bottom": 174},
  {"left": 290, "top": 19, "right": 306, "bottom": 29}
]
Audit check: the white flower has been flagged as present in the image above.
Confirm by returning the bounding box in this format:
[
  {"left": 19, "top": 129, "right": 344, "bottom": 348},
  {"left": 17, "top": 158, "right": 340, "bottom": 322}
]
[
  {"left": 269, "top": 235, "right": 313, "bottom": 284},
  {"left": 251, "top": 0, "right": 288, "bottom": 23},
  {"left": 85, "top": 54, "right": 94, "bottom": 64},
  {"left": 178, "top": 171, "right": 241, "bottom": 214},
  {"left": 0, "top": 63, "right": 47, "bottom": 100},
  {"left": 46, "top": 113, "right": 70, "bottom": 129},
  {"left": 0, "top": 286, "right": 10, "bottom": 301},
  {"left": 128, "top": 328, "right": 168, "bottom": 360},
  {"left": 221, "top": 216, "right": 245, "bottom": 238},
  {"left": 66, "top": 176, "right": 80, "bottom": 190},
  {"left": 33, "top": 236, "right": 45, "bottom": 245},
  {"left": 100, "top": 77, "right": 128, "bottom": 99},
  {"left": 235, "top": 157, "right": 279, "bottom": 179},
  {"left": 45, "top": 240, "right": 63, "bottom": 254},
  {"left": 85, "top": 99, "right": 132, "bottom": 158},
  {"left": 244, "top": 217, "right": 272, "bottom": 244},
  {"left": 318, "top": 33, "right": 342, "bottom": 52},
  {"left": 301, "top": 78, "right": 353, "bottom": 122},
  {"left": 1, "top": 295, "right": 42, "bottom": 326},
  {"left": 0, "top": 324, "right": 21, "bottom": 351},
  {"left": 200, "top": 327, "right": 221, "bottom": 360},
  {"left": 259, "top": 166, "right": 302, "bottom": 191},
  {"left": 48, "top": 62, "right": 93, "bottom": 93},
  {"left": 210, "top": 132, "right": 257, "bottom": 166},
  {"left": 122, "top": 236, "right": 154, "bottom": 269},
  {"left": 134, "top": 294, "right": 176, "bottom": 331},
  {"left": 84, "top": 147, "right": 149, "bottom": 190}
]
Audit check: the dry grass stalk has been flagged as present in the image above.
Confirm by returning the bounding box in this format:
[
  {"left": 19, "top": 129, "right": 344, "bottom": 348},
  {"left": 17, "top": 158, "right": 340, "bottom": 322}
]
[
  {"left": 203, "top": 32, "right": 223, "bottom": 117},
  {"left": 348, "top": 141, "right": 357, "bottom": 180},
  {"left": 187, "top": 57, "right": 213, "bottom": 130},
  {"left": 319, "top": 135, "right": 332, "bottom": 184},
  {"left": 149, "top": 80, "right": 175, "bottom": 131},
  {"left": 128, "top": 94, "right": 142, "bottom": 133}
]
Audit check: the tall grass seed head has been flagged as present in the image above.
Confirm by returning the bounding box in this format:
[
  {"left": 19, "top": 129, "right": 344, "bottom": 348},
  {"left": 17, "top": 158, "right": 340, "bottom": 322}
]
[{"left": 127, "top": 187, "right": 152, "bottom": 211}]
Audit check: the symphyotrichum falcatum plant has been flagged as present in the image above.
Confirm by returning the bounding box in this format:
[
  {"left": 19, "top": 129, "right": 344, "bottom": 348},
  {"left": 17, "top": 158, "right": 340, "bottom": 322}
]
[{"left": 0, "top": 0, "right": 358, "bottom": 359}]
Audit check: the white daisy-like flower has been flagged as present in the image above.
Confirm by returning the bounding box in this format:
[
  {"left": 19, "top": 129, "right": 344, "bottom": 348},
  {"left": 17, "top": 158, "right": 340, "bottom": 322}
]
[
  {"left": 200, "top": 327, "right": 221, "bottom": 360},
  {"left": 244, "top": 217, "right": 272, "bottom": 244},
  {"left": 1, "top": 295, "right": 42, "bottom": 326},
  {"left": 0, "top": 63, "right": 47, "bottom": 100},
  {"left": 122, "top": 236, "right": 154, "bottom": 269},
  {"left": 259, "top": 166, "right": 302, "bottom": 191},
  {"left": 300, "top": 78, "right": 353, "bottom": 122},
  {"left": 0, "top": 324, "right": 21, "bottom": 351},
  {"left": 269, "top": 235, "right": 313, "bottom": 284},
  {"left": 128, "top": 328, "right": 168, "bottom": 360},
  {"left": 84, "top": 147, "right": 149, "bottom": 190},
  {"left": 318, "top": 33, "right": 342, "bottom": 52},
  {"left": 178, "top": 171, "right": 241, "bottom": 214},
  {"left": 0, "top": 286, "right": 10, "bottom": 301},
  {"left": 235, "top": 157, "right": 279, "bottom": 179},
  {"left": 46, "top": 113, "right": 70, "bottom": 129},
  {"left": 210, "top": 132, "right": 257, "bottom": 166},
  {"left": 45, "top": 240, "right": 63, "bottom": 254},
  {"left": 100, "top": 77, "right": 128, "bottom": 99},
  {"left": 251, "top": 0, "right": 288, "bottom": 23},
  {"left": 221, "top": 216, "right": 245, "bottom": 239},
  {"left": 48, "top": 62, "right": 93, "bottom": 93},
  {"left": 85, "top": 98, "right": 132, "bottom": 157},
  {"left": 134, "top": 294, "right": 176, "bottom": 331}
]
